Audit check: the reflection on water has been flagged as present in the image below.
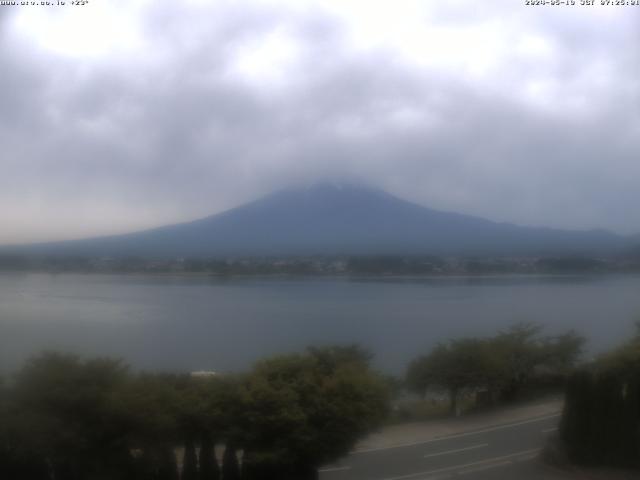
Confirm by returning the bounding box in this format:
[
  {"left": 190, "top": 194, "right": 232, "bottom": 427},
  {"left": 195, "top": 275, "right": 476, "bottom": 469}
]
[{"left": 1, "top": 273, "right": 639, "bottom": 374}]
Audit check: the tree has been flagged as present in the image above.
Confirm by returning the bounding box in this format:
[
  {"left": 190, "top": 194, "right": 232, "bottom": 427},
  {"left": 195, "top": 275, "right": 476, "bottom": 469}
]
[
  {"left": 221, "top": 444, "right": 240, "bottom": 480},
  {"left": 406, "top": 355, "right": 432, "bottom": 399},
  {"left": 237, "top": 346, "right": 390, "bottom": 479},
  {"left": 118, "top": 373, "right": 184, "bottom": 480},
  {"left": 0, "top": 372, "right": 50, "bottom": 480},
  {"left": 599, "top": 330, "right": 640, "bottom": 379},
  {"left": 156, "top": 446, "right": 179, "bottom": 480},
  {"left": 539, "top": 330, "right": 585, "bottom": 374},
  {"left": 492, "top": 323, "right": 545, "bottom": 401},
  {"left": 10, "top": 352, "right": 135, "bottom": 480},
  {"left": 198, "top": 432, "right": 219, "bottom": 480},
  {"left": 560, "top": 329, "right": 640, "bottom": 468},
  {"left": 560, "top": 369, "right": 594, "bottom": 464},
  {"left": 406, "top": 339, "right": 500, "bottom": 414},
  {"left": 407, "top": 324, "right": 585, "bottom": 411},
  {"left": 182, "top": 438, "right": 198, "bottom": 480}
]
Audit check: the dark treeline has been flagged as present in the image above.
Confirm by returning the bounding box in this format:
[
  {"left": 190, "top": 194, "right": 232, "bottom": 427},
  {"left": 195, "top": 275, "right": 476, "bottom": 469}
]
[
  {"left": 3, "top": 324, "right": 638, "bottom": 477},
  {"left": 2, "top": 253, "right": 640, "bottom": 275},
  {"left": 559, "top": 326, "right": 640, "bottom": 468},
  {"left": 406, "top": 323, "right": 585, "bottom": 415},
  {"left": 0, "top": 346, "right": 390, "bottom": 480}
]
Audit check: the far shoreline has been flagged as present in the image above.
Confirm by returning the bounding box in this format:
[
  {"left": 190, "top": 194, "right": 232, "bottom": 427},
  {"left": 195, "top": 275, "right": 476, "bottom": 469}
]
[{"left": 2, "top": 270, "right": 640, "bottom": 280}]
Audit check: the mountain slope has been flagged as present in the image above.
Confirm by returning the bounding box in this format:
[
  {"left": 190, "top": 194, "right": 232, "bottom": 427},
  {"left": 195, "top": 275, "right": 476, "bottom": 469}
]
[{"left": 7, "top": 183, "right": 629, "bottom": 257}]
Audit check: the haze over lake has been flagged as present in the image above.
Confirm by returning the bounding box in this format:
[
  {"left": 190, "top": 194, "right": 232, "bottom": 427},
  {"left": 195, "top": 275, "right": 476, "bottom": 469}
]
[{"left": 1, "top": 273, "right": 639, "bottom": 374}]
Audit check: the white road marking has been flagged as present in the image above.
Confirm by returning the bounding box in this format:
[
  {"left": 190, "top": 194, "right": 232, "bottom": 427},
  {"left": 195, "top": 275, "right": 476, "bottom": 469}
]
[
  {"left": 457, "top": 459, "right": 512, "bottom": 476},
  {"left": 423, "top": 443, "right": 488, "bottom": 459},
  {"left": 448, "top": 449, "right": 540, "bottom": 477},
  {"left": 458, "top": 457, "right": 512, "bottom": 474},
  {"left": 457, "top": 450, "right": 539, "bottom": 476},
  {"left": 319, "top": 466, "right": 352, "bottom": 473},
  {"left": 351, "top": 413, "right": 560, "bottom": 454},
  {"left": 542, "top": 427, "right": 557, "bottom": 433},
  {"left": 378, "top": 448, "right": 541, "bottom": 480}
]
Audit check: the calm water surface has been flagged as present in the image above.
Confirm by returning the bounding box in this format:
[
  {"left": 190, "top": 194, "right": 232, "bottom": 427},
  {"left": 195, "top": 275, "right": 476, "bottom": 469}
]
[{"left": 1, "top": 273, "right": 639, "bottom": 374}]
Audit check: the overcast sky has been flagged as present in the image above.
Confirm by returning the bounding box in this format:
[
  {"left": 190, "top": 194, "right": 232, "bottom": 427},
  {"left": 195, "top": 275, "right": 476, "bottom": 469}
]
[{"left": 1, "top": 0, "right": 639, "bottom": 244}]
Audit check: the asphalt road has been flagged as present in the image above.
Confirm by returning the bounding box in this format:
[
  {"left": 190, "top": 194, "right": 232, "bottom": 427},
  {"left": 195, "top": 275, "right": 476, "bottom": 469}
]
[{"left": 319, "top": 413, "right": 562, "bottom": 480}]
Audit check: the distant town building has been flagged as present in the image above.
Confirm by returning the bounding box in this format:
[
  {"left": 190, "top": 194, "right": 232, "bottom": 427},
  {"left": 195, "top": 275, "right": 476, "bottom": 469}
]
[{"left": 190, "top": 370, "right": 217, "bottom": 378}]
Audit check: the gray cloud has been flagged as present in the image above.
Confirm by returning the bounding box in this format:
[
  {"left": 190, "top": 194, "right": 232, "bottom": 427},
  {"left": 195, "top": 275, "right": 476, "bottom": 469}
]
[{"left": 1, "top": 1, "right": 639, "bottom": 244}]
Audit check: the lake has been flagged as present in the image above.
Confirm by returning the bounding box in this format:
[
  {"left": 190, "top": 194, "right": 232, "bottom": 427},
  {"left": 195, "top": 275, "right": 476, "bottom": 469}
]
[{"left": 1, "top": 273, "right": 639, "bottom": 375}]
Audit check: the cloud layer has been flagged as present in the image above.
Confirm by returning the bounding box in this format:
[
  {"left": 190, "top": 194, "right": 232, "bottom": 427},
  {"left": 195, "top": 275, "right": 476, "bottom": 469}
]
[{"left": 1, "top": 0, "right": 639, "bottom": 244}]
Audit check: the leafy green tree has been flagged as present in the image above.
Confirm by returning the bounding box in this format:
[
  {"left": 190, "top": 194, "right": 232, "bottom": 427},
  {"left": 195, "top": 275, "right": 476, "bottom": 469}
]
[
  {"left": 540, "top": 330, "right": 585, "bottom": 373},
  {"left": 586, "top": 372, "right": 622, "bottom": 464},
  {"left": 179, "top": 374, "right": 240, "bottom": 480},
  {"left": 156, "top": 445, "right": 180, "bottom": 480},
  {"left": 0, "top": 375, "right": 9, "bottom": 470},
  {"left": 0, "top": 374, "right": 54, "bottom": 479},
  {"left": 198, "top": 432, "right": 219, "bottom": 480},
  {"left": 599, "top": 330, "right": 640, "bottom": 378},
  {"left": 593, "top": 332, "right": 640, "bottom": 466},
  {"left": 182, "top": 437, "right": 198, "bottom": 480},
  {"left": 619, "top": 373, "right": 640, "bottom": 464},
  {"left": 237, "top": 346, "right": 390, "bottom": 479},
  {"left": 407, "top": 324, "right": 585, "bottom": 411},
  {"left": 119, "top": 373, "right": 186, "bottom": 479},
  {"left": 491, "top": 323, "right": 585, "bottom": 400},
  {"left": 406, "top": 355, "right": 433, "bottom": 399},
  {"left": 221, "top": 444, "right": 240, "bottom": 480},
  {"left": 560, "top": 369, "right": 594, "bottom": 463},
  {"left": 406, "top": 339, "right": 500, "bottom": 414},
  {"left": 561, "top": 329, "right": 640, "bottom": 468},
  {"left": 10, "top": 352, "right": 134, "bottom": 480},
  {"left": 492, "top": 323, "right": 544, "bottom": 400}
]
